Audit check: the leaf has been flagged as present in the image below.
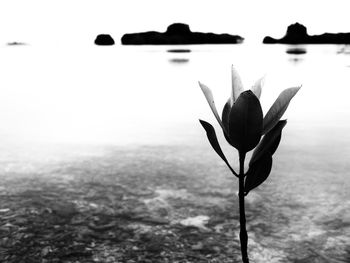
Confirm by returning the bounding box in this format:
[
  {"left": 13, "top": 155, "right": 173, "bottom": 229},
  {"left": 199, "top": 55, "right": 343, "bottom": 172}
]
[
  {"left": 231, "top": 66, "right": 244, "bottom": 102},
  {"left": 245, "top": 154, "right": 273, "bottom": 194},
  {"left": 250, "top": 76, "right": 264, "bottom": 99},
  {"left": 199, "top": 82, "right": 225, "bottom": 131},
  {"left": 199, "top": 120, "right": 234, "bottom": 173},
  {"left": 263, "top": 86, "right": 301, "bottom": 134},
  {"left": 250, "top": 120, "right": 287, "bottom": 165},
  {"left": 228, "top": 90, "right": 263, "bottom": 153}
]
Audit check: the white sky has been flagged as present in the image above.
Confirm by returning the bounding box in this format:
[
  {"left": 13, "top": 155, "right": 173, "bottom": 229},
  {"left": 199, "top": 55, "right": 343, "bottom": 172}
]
[{"left": 0, "top": 0, "right": 349, "bottom": 45}]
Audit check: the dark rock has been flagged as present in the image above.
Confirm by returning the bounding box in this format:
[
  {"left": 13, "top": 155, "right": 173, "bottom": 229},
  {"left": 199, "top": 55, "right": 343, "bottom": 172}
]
[
  {"left": 51, "top": 202, "right": 78, "bottom": 218},
  {"left": 286, "top": 23, "right": 308, "bottom": 40},
  {"left": 121, "top": 23, "right": 244, "bottom": 45},
  {"left": 166, "top": 23, "right": 191, "bottom": 35},
  {"left": 143, "top": 234, "right": 166, "bottom": 253},
  {"left": 94, "top": 34, "right": 115, "bottom": 45},
  {"left": 263, "top": 22, "right": 350, "bottom": 44}
]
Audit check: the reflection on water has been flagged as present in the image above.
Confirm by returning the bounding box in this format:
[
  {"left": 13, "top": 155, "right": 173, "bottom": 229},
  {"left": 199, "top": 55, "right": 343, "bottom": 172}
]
[
  {"left": 286, "top": 45, "right": 307, "bottom": 64},
  {"left": 0, "top": 44, "right": 349, "bottom": 262},
  {"left": 288, "top": 56, "right": 304, "bottom": 64},
  {"left": 167, "top": 48, "right": 191, "bottom": 64},
  {"left": 167, "top": 48, "right": 191, "bottom": 53},
  {"left": 168, "top": 58, "right": 189, "bottom": 64},
  {"left": 289, "top": 57, "right": 303, "bottom": 64},
  {"left": 286, "top": 47, "right": 307, "bottom": 55},
  {"left": 337, "top": 45, "right": 350, "bottom": 54}
]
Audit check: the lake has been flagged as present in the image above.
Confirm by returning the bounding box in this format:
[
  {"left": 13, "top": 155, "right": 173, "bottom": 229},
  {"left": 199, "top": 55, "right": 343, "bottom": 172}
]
[{"left": 0, "top": 44, "right": 349, "bottom": 262}]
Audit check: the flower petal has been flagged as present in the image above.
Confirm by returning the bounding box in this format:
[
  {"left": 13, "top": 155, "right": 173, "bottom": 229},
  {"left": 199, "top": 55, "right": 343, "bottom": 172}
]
[
  {"left": 221, "top": 98, "right": 232, "bottom": 132},
  {"left": 199, "top": 82, "right": 224, "bottom": 131},
  {"left": 221, "top": 98, "right": 233, "bottom": 144},
  {"left": 263, "top": 86, "right": 301, "bottom": 134},
  {"left": 250, "top": 76, "right": 264, "bottom": 99},
  {"left": 228, "top": 90, "right": 263, "bottom": 153},
  {"left": 231, "top": 66, "right": 244, "bottom": 102}
]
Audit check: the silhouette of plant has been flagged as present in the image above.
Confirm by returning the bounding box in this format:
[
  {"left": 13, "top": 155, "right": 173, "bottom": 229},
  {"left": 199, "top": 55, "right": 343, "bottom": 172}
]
[{"left": 199, "top": 67, "right": 300, "bottom": 263}]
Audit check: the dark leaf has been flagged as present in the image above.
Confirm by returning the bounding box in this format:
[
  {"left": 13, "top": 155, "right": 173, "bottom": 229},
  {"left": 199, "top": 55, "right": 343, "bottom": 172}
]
[
  {"left": 250, "top": 120, "right": 287, "bottom": 165},
  {"left": 263, "top": 86, "right": 300, "bottom": 134},
  {"left": 245, "top": 154, "right": 273, "bottom": 194},
  {"left": 228, "top": 90, "right": 263, "bottom": 153},
  {"left": 199, "top": 120, "right": 234, "bottom": 172},
  {"left": 269, "top": 134, "right": 282, "bottom": 156}
]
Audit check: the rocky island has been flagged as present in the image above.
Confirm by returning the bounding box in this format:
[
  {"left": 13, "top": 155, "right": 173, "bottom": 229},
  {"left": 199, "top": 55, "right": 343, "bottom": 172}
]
[
  {"left": 7, "top": 42, "right": 27, "bottom": 46},
  {"left": 94, "top": 34, "right": 115, "bottom": 45},
  {"left": 121, "top": 23, "right": 244, "bottom": 45},
  {"left": 263, "top": 23, "right": 350, "bottom": 44}
]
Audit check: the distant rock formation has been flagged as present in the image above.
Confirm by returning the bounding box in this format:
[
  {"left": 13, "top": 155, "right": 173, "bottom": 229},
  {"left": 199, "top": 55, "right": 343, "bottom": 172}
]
[
  {"left": 7, "top": 42, "right": 26, "bottom": 46},
  {"left": 263, "top": 23, "right": 350, "bottom": 44},
  {"left": 94, "top": 34, "right": 115, "bottom": 45},
  {"left": 121, "top": 23, "right": 244, "bottom": 45}
]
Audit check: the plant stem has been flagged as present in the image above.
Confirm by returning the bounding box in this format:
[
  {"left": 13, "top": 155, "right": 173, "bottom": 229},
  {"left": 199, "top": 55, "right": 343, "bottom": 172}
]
[{"left": 238, "top": 152, "right": 249, "bottom": 263}]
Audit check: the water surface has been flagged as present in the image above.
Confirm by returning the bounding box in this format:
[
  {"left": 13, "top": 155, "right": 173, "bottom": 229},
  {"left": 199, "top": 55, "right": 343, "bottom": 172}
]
[{"left": 0, "top": 44, "right": 349, "bottom": 262}]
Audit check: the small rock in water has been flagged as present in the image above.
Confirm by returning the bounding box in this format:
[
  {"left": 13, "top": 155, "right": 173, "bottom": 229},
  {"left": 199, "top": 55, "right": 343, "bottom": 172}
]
[
  {"left": 179, "top": 215, "right": 210, "bottom": 231},
  {"left": 50, "top": 202, "right": 78, "bottom": 219},
  {"left": 191, "top": 242, "right": 204, "bottom": 250}
]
